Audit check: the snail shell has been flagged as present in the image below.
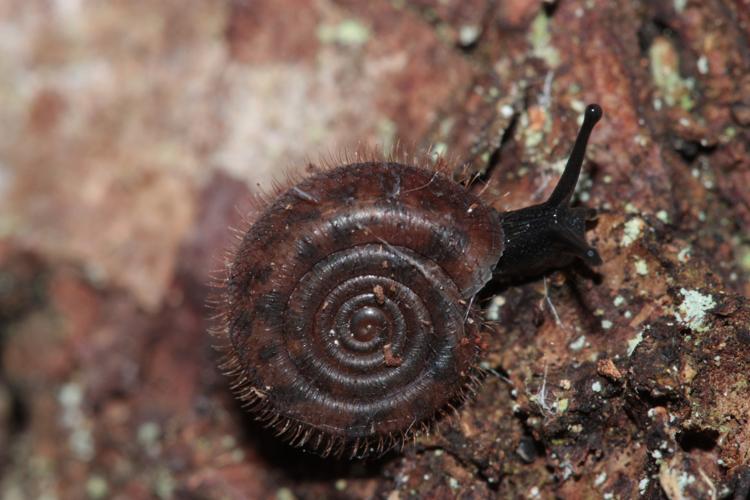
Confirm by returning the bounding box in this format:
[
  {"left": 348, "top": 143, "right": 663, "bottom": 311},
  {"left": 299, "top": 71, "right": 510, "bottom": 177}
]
[{"left": 219, "top": 161, "right": 503, "bottom": 458}]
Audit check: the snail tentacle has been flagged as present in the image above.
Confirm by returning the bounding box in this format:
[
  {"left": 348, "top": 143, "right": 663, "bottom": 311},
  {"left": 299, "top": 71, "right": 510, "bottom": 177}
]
[{"left": 546, "top": 104, "right": 603, "bottom": 207}]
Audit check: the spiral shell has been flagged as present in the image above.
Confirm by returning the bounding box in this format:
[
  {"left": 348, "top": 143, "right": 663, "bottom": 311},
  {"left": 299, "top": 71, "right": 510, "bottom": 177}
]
[{"left": 219, "top": 161, "right": 503, "bottom": 457}]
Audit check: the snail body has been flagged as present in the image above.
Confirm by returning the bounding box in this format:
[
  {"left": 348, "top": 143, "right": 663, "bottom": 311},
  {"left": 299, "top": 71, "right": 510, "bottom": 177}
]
[{"left": 217, "top": 104, "right": 603, "bottom": 458}]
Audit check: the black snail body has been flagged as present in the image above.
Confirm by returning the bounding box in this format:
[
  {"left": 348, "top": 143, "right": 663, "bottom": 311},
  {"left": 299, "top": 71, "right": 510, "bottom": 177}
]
[{"left": 216, "top": 104, "right": 603, "bottom": 458}]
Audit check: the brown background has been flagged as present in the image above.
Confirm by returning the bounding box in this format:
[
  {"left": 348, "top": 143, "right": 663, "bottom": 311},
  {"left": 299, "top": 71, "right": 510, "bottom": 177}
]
[{"left": 0, "top": 0, "right": 749, "bottom": 499}]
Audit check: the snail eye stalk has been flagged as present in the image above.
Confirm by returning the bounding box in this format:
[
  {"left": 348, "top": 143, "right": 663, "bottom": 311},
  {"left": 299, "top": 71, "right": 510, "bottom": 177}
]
[{"left": 546, "top": 104, "right": 603, "bottom": 208}]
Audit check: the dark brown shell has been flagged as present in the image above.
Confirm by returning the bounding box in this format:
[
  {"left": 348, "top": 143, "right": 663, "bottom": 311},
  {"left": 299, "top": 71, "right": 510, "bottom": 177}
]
[{"left": 218, "top": 161, "right": 504, "bottom": 458}]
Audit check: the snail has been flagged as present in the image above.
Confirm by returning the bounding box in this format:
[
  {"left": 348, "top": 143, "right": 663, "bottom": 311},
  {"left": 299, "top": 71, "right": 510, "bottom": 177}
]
[{"left": 215, "top": 104, "right": 603, "bottom": 458}]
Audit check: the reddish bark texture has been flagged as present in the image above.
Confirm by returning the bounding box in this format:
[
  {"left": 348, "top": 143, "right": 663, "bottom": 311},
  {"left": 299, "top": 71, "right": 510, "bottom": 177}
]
[{"left": 0, "top": 0, "right": 748, "bottom": 499}]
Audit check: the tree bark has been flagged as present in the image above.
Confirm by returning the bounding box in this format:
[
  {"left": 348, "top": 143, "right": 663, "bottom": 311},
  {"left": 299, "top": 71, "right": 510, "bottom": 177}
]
[{"left": 1, "top": 0, "right": 748, "bottom": 498}]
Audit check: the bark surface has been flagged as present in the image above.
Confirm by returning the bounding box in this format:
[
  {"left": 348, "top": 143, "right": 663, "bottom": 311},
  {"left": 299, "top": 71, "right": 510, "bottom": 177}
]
[{"left": 1, "top": 1, "right": 748, "bottom": 499}]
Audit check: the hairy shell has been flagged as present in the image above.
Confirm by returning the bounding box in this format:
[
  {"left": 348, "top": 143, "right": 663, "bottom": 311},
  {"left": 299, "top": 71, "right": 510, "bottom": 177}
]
[{"left": 218, "top": 161, "right": 503, "bottom": 457}]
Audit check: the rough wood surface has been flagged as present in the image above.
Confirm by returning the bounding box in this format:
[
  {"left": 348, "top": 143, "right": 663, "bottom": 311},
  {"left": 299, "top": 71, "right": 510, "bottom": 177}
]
[{"left": 0, "top": 1, "right": 748, "bottom": 499}]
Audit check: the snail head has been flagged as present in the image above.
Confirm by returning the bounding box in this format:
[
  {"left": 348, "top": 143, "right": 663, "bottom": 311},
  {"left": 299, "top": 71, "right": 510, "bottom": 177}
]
[{"left": 494, "top": 104, "right": 603, "bottom": 280}]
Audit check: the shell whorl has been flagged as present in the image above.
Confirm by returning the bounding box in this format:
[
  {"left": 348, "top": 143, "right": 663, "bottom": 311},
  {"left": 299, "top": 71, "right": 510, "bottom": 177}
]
[{"left": 220, "top": 162, "right": 504, "bottom": 457}]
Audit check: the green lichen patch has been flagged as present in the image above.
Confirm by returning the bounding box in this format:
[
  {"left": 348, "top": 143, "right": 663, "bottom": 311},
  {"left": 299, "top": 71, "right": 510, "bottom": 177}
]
[
  {"left": 317, "top": 19, "right": 370, "bottom": 47},
  {"left": 649, "top": 37, "right": 695, "bottom": 111},
  {"left": 674, "top": 288, "right": 716, "bottom": 333},
  {"left": 621, "top": 217, "right": 645, "bottom": 247},
  {"left": 528, "top": 13, "right": 560, "bottom": 68}
]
